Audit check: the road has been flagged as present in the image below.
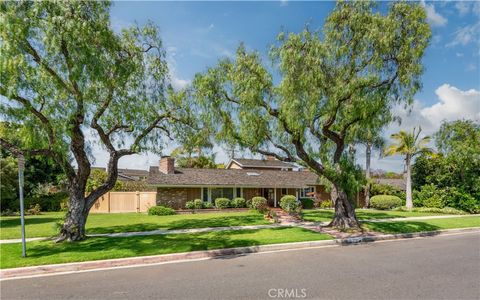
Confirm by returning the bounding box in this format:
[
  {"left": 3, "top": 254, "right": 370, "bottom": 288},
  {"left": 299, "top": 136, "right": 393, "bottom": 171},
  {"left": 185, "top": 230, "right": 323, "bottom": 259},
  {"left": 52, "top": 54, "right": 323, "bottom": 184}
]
[{"left": 1, "top": 232, "right": 479, "bottom": 300}]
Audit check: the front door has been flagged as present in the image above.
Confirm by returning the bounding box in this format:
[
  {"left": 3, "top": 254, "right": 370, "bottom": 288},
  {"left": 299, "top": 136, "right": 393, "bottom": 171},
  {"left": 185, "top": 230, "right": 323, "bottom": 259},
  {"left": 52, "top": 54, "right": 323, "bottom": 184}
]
[{"left": 263, "top": 188, "right": 275, "bottom": 207}]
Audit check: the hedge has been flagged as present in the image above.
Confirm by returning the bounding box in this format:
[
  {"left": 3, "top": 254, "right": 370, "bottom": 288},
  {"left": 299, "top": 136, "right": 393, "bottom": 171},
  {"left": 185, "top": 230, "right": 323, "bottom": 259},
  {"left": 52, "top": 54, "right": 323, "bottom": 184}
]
[
  {"left": 148, "top": 206, "right": 176, "bottom": 216},
  {"left": 299, "top": 197, "right": 314, "bottom": 209},
  {"left": 370, "top": 195, "right": 403, "bottom": 210},
  {"left": 280, "top": 195, "right": 300, "bottom": 213},
  {"left": 231, "top": 197, "right": 246, "bottom": 208},
  {"left": 215, "top": 198, "right": 230, "bottom": 209}
]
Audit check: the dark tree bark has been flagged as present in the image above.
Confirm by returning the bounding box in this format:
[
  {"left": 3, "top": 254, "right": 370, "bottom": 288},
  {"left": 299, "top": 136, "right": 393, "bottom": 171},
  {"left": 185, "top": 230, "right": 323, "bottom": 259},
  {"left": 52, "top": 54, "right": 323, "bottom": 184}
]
[
  {"left": 329, "top": 184, "right": 360, "bottom": 228},
  {"left": 364, "top": 142, "right": 372, "bottom": 208}
]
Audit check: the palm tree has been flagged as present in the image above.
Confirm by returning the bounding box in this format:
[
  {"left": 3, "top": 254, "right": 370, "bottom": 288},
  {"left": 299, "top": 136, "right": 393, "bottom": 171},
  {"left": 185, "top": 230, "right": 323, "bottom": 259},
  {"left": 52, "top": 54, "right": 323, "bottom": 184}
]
[{"left": 384, "top": 127, "right": 433, "bottom": 209}]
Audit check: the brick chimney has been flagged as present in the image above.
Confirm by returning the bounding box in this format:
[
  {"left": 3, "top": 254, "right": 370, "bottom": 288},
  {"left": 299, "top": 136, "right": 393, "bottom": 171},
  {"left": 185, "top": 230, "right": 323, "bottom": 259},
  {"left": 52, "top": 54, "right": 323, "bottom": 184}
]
[
  {"left": 265, "top": 155, "right": 276, "bottom": 161},
  {"left": 159, "top": 156, "right": 175, "bottom": 174}
]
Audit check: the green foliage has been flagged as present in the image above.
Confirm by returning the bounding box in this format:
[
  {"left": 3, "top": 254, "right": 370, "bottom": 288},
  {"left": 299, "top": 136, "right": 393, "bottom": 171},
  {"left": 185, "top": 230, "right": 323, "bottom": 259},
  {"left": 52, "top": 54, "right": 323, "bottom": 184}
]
[
  {"left": 193, "top": 199, "right": 204, "bottom": 209},
  {"left": 0, "top": 156, "right": 18, "bottom": 211},
  {"left": 385, "top": 172, "right": 403, "bottom": 179},
  {"left": 185, "top": 201, "right": 195, "bottom": 210},
  {"left": 25, "top": 192, "right": 69, "bottom": 212},
  {"left": 251, "top": 197, "right": 268, "bottom": 213},
  {"left": 370, "top": 195, "right": 403, "bottom": 210},
  {"left": 319, "top": 200, "right": 333, "bottom": 209},
  {"left": 215, "top": 198, "right": 230, "bottom": 209},
  {"left": 86, "top": 169, "right": 124, "bottom": 193},
  {"left": 193, "top": 2, "right": 430, "bottom": 220},
  {"left": 231, "top": 197, "right": 247, "bottom": 208},
  {"left": 370, "top": 183, "right": 406, "bottom": 200},
  {"left": 148, "top": 206, "right": 176, "bottom": 216},
  {"left": 299, "top": 197, "right": 315, "bottom": 209},
  {"left": 280, "top": 195, "right": 300, "bottom": 214},
  {"left": 203, "top": 202, "right": 213, "bottom": 209},
  {"left": 443, "top": 188, "right": 479, "bottom": 214},
  {"left": 393, "top": 206, "right": 466, "bottom": 215}
]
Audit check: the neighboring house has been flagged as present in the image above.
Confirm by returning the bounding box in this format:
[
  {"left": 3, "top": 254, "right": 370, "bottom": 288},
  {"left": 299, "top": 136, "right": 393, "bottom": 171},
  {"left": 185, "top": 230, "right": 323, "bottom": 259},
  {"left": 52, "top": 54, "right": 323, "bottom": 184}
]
[
  {"left": 147, "top": 156, "right": 331, "bottom": 209},
  {"left": 374, "top": 178, "right": 406, "bottom": 191},
  {"left": 89, "top": 167, "right": 149, "bottom": 182}
]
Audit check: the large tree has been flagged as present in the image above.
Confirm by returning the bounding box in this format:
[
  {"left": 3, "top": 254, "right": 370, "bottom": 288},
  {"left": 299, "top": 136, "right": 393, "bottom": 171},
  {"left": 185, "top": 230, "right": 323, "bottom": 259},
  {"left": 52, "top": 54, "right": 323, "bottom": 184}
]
[
  {"left": 193, "top": 1, "right": 430, "bottom": 228},
  {"left": 0, "top": 2, "right": 196, "bottom": 241},
  {"left": 384, "top": 127, "right": 433, "bottom": 209}
]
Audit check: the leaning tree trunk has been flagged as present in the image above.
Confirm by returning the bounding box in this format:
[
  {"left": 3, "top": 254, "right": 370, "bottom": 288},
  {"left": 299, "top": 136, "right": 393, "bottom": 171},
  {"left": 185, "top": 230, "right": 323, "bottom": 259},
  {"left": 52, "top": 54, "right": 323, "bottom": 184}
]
[
  {"left": 329, "top": 184, "right": 361, "bottom": 229},
  {"left": 405, "top": 155, "right": 413, "bottom": 209},
  {"left": 364, "top": 143, "right": 372, "bottom": 208},
  {"left": 56, "top": 189, "right": 90, "bottom": 242}
]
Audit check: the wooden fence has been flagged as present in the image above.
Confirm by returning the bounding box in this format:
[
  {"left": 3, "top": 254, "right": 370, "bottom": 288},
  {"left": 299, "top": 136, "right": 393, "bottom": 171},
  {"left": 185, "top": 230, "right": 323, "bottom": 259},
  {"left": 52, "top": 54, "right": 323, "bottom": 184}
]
[{"left": 90, "top": 191, "right": 157, "bottom": 213}]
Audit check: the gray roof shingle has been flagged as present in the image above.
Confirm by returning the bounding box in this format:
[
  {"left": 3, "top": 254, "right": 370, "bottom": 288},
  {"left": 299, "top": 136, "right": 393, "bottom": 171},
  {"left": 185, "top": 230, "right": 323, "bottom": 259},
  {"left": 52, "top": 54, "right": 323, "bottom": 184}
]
[
  {"left": 147, "top": 167, "right": 319, "bottom": 188},
  {"left": 228, "top": 158, "right": 295, "bottom": 169}
]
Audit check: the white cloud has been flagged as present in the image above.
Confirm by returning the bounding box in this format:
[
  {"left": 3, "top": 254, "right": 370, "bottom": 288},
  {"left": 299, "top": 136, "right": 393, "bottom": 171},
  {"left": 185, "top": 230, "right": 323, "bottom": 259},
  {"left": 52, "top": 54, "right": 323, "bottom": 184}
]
[
  {"left": 421, "top": 84, "right": 480, "bottom": 125},
  {"left": 455, "top": 1, "right": 471, "bottom": 16},
  {"left": 170, "top": 76, "right": 190, "bottom": 91},
  {"left": 421, "top": 1, "right": 447, "bottom": 27},
  {"left": 370, "top": 84, "right": 480, "bottom": 172},
  {"left": 446, "top": 23, "right": 480, "bottom": 47}
]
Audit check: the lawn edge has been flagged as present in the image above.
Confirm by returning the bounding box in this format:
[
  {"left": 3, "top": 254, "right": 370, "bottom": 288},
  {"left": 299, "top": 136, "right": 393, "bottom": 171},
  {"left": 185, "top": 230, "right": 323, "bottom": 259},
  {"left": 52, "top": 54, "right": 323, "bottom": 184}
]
[{"left": 2, "top": 227, "right": 479, "bottom": 280}]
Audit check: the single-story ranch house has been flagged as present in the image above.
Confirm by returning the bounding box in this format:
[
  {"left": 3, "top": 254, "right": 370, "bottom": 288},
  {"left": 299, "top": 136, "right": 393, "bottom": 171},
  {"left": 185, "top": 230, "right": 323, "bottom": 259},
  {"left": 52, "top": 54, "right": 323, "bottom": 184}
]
[
  {"left": 147, "top": 156, "right": 332, "bottom": 209},
  {"left": 91, "top": 156, "right": 405, "bottom": 212}
]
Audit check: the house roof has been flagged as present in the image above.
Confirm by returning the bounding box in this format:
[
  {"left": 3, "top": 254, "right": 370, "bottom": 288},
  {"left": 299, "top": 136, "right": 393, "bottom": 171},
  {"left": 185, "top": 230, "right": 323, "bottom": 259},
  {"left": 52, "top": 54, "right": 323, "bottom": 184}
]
[
  {"left": 374, "top": 178, "right": 406, "bottom": 191},
  {"left": 147, "top": 167, "right": 319, "bottom": 188},
  {"left": 226, "top": 158, "right": 295, "bottom": 169}
]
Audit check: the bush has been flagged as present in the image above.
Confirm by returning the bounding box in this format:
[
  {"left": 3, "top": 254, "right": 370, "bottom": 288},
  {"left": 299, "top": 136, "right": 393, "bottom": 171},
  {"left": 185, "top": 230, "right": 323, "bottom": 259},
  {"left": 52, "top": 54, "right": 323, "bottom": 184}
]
[
  {"left": 280, "top": 195, "right": 300, "bottom": 213},
  {"left": 319, "top": 199, "right": 333, "bottom": 209},
  {"left": 203, "top": 202, "right": 213, "bottom": 209},
  {"left": 231, "top": 197, "right": 246, "bottom": 208},
  {"left": 148, "top": 205, "right": 176, "bottom": 216},
  {"left": 394, "top": 206, "right": 466, "bottom": 215},
  {"left": 185, "top": 200, "right": 195, "bottom": 210},
  {"left": 251, "top": 196, "right": 268, "bottom": 213},
  {"left": 413, "top": 184, "right": 439, "bottom": 207},
  {"left": 24, "top": 192, "right": 69, "bottom": 212},
  {"left": 370, "top": 195, "right": 403, "bottom": 210},
  {"left": 371, "top": 183, "right": 406, "bottom": 200},
  {"left": 215, "top": 198, "right": 230, "bottom": 209},
  {"left": 27, "top": 204, "right": 41, "bottom": 215},
  {"left": 299, "top": 197, "right": 314, "bottom": 209},
  {"left": 444, "top": 188, "right": 479, "bottom": 213},
  {"left": 193, "top": 199, "right": 204, "bottom": 209}
]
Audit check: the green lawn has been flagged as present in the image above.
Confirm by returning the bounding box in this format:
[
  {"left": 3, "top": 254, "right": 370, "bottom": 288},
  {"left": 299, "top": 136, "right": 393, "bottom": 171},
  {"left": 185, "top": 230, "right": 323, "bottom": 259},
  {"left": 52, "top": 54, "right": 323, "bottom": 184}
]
[
  {"left": 0, "top": 211, "right": 270, "bottom": 240},
  {"left": 302, "top": 209, "right": 464, "bottom": 223},
  {"left": 0, "top": 227, "right": 332, "bottom": 269},
  {"left": 364, "top": 216, "right": 480, "bottom": 234}
]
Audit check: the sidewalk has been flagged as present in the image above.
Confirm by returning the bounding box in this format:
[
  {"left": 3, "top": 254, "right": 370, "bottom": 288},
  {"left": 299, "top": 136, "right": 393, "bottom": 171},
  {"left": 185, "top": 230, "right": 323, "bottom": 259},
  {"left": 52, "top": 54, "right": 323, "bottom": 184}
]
[
  {"left": 2, "top": 227, "right": 479, "bottom": 280},
  {"left": 1, "top": 214, "right": 477, "bottom": 244}
]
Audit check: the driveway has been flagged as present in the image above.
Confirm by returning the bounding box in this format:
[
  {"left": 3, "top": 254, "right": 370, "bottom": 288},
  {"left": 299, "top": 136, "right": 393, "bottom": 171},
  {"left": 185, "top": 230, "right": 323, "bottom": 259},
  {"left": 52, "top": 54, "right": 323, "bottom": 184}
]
[{"left": 1, "top": 232, "right": 479, "bottom": 299}]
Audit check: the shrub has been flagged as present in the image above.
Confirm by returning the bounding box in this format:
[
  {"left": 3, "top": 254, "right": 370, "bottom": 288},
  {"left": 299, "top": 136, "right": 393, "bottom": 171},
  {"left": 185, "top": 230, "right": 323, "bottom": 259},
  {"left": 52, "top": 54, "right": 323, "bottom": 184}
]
[
  {"left": 24, "top": 192, "right": 69, "bottom": 212},
  {"left": 370, "top": 195, "right": 403, "bottom": 210},
  {"left": 231, "top": 197, "right": 246, "bottom": 208},
  {"left": 148, "top": 205, "right": 176, "bottom": 216},
  {"left": 27, "top": 204, "right": 41, "bottom": 215},
  {"left": 251, "top": 196, "right": 268, "bottom": 213},
  {"left": 299, "top": 197, "right": 314, "bottom": 209},
  {"left": 444, "top": 189, "right": 479, "bottom": 214},
  {"left": 371, "top": 183, "right": 406, "bottom": 200},
  {"left": 193, "top": 199, "right": 204, "bottom": 209},
  {"left": 280, "top": 195, "right": 300, "bottom": 213},
  {"left": 215, "top": 198, "right": 230, "bottom": 209},
  {"left": 203, "top": 202, "right": 213, "bottom": 209},
  {"left": 394, "top": 206, "right": 466, "bottom": 215},
  {"left": 423, "top": 195, "right": 445, "bottom": 209},
  {"left": 319, "top": 199, "right": 333, "bottom": 209},
  {"left": 185, "top": 200, "right": 195, "bottom": 210},
  {"left": 413, "top": 184, "right": 439, "bottom": 207}
]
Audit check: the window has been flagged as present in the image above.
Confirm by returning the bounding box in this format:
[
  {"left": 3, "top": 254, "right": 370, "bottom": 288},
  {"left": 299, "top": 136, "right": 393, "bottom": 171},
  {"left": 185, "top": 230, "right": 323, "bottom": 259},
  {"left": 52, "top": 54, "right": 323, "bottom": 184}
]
[
  {"left": 300, "top": 187, "right": 315, "bottom": 198},
  {"left": 236, "top": 188, "right": 241, "bottom": 197},
  {"left": 210, "top": 188, "right": 234, "bottom": 200},
  {"left": 202, "top": 188, "right": 208, "bottom": 202},
  {"left": 281, "top": 188, "right": 287, "bottom": 195}
]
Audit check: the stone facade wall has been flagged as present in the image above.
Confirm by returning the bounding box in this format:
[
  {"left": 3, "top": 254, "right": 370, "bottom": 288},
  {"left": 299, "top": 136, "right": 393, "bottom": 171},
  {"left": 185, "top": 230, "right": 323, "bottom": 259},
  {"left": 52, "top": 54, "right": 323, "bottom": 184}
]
[{"left": 156, "top": 187, "right": 201, "bottom": 209}]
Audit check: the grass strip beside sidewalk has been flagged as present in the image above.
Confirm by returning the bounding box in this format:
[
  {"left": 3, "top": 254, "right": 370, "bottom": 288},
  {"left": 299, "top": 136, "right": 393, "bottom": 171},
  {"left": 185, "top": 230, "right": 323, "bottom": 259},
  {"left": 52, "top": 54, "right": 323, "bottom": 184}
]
[
  {"left": 0, "top": 227, "right": 332, "bottom": 269},
  {"left": 364, "top": 216, "right": 480, "bottom": 234}
]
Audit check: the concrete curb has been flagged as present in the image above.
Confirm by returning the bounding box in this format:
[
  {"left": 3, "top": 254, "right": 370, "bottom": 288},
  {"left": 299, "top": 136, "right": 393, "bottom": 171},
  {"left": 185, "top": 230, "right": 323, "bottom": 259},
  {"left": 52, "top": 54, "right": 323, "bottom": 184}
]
[{"left": 2, "top": 227, "right": 479, "bottom": 280}]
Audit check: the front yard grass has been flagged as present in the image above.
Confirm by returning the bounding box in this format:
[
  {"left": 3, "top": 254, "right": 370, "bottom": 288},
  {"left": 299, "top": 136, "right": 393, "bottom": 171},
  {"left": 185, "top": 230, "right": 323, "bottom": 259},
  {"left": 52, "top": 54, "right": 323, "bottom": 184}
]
[
  {"left": 302, "top": 209, "right": 466, "bottom": 223},
  {"left": 0, "top": 211, "right": 270, "bottom": 240},
  {"left": 0, "top": 227, "right": 332, "bottom": 269},
  {"left": 364, "top": 216, "right": 480, "bottom": 234}
]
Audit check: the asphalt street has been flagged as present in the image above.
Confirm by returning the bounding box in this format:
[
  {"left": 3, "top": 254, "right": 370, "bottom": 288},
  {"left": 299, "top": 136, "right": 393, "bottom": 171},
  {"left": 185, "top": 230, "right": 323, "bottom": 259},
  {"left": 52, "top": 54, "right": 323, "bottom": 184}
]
[{"left": 1, "top": 232, "right": 479, "bottom": 300}]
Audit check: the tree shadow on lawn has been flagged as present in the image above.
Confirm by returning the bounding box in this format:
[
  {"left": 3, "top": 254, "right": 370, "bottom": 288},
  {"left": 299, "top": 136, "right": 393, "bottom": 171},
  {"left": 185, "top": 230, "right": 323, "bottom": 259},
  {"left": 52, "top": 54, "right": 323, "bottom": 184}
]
[
  {"left": 0, "top": 217, "right": 60, "bottom": 228},
  {"left": 303, "top": 210, "right": 417, "bottom": 222},
  {"left": 355, "top": 211, "right": 407, "bottom": 220},
  {"left": 365, "top": 221, "right": 441, "bottom": 235},
  {"left": 18, "top": 229, "right": 266, "bottom": 261},
  {"left": 86, "top": 215, "right": 267, "bottom": 235}
]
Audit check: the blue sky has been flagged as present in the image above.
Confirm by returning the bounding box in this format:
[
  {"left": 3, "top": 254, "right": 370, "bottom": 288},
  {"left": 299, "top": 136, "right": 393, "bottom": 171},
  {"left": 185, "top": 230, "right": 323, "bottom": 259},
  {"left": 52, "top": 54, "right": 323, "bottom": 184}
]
[{"left": 101, "top": 1, "right": 480, "bottom": 172}]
